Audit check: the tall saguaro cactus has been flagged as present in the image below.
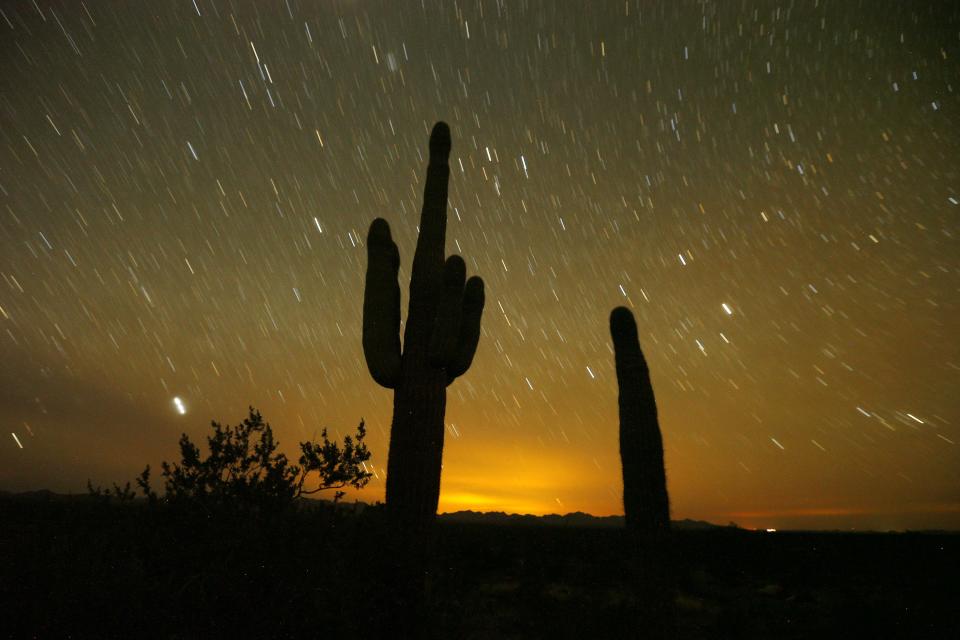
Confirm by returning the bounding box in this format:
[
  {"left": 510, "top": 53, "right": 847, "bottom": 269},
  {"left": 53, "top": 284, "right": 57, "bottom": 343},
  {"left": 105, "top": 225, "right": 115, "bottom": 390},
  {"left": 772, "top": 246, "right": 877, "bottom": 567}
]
[
  {"left": 363, "top": 122, "right": 485, "bottom": 531},
  {"left": 610, "top": 306, "right": 670, "bottom": 535}
]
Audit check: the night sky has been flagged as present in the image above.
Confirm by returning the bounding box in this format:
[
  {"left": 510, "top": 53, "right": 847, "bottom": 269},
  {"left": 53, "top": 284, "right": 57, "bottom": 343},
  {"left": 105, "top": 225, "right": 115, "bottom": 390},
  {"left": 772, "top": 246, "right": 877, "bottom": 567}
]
[{"left": 1, "top": 0, "right": 958, "bottom": 530}]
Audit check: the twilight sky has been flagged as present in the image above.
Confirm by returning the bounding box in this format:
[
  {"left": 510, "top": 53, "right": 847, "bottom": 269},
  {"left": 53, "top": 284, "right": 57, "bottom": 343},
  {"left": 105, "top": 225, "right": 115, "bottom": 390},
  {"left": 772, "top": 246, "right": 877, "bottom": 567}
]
[{"left": 1, "top": 0, "right": 958, "bottom": 530}]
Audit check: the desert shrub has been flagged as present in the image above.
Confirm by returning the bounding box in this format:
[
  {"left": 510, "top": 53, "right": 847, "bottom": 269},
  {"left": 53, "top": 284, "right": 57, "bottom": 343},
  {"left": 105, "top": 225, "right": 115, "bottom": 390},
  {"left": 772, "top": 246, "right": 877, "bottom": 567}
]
[{"left": 93, "top": 407, "right": 372, "bottom": 514}]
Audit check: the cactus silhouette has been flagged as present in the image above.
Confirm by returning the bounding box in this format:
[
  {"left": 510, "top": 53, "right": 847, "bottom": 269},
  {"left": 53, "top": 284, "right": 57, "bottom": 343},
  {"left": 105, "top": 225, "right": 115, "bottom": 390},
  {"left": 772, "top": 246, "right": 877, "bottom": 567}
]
[
  {"left": 363, "top": 122, "right": 485, "bottom": 531},
  {"left": 610, "top": 306, "right": 670, "bottom": 535}
]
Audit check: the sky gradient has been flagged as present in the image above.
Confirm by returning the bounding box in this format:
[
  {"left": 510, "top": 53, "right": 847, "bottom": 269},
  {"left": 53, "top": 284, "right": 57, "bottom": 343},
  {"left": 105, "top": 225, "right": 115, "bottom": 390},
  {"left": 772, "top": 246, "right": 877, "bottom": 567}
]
[{"left": 1, "top": 0, "right": 958, "bottom": 530}]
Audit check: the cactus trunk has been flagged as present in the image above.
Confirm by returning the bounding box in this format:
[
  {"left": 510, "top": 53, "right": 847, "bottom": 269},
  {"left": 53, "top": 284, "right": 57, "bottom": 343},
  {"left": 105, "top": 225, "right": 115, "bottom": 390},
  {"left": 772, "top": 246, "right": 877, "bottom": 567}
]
[
  {"left": 610, "top": 306, "right": 670, "bottom": 535},
  {"left": 386, "top": 357, "right": 447, "bottom": 530},
  {"left": 611, "top": 306, "right": 675, "bottom": 637}
]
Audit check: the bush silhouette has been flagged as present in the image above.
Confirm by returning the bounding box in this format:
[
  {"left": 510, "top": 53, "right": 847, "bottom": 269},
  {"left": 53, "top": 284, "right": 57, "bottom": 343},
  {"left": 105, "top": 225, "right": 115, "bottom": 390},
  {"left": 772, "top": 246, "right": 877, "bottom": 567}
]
[
  {"left": 86, "top": 479, "right": 137, "bottom": 503},
  {"left": 131, "top": 407, "right": 371, "bottom": 512}
]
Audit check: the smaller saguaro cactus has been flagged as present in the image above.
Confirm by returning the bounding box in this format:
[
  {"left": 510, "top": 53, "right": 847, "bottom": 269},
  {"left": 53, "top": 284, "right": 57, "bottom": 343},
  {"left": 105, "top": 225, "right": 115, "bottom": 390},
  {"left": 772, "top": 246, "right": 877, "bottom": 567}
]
[{"left": 610, "top": 306, "right": 670, "bottom": 535}]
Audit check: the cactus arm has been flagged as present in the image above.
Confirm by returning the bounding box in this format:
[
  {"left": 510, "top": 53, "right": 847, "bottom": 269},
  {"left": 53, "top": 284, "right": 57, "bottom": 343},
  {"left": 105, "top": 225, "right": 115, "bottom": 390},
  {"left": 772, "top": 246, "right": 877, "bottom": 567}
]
[
  {"left": 446, "top": 275, "right": 485, "bottom": 384},
  {"left": 429, "top": 255, "right": 467, "bottom": 367},
  {"left": 362, "top": 218, "right": 402, "bottom": 389}
]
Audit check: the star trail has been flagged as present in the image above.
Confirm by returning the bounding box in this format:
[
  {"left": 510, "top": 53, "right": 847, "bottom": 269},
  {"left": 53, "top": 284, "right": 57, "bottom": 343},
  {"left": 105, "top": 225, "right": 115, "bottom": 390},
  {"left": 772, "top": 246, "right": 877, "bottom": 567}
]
[{"left": 1, "top": 0, "right": 957, "bottom": 530}]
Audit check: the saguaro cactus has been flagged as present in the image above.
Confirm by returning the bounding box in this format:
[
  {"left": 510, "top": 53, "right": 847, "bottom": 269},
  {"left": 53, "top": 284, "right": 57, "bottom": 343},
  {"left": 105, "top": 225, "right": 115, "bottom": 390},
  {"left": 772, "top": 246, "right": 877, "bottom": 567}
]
[
  {"left": 610, "top": 306, "right": 670, "bottom": 535},
  {"left": 363, "top": 122, "right": 485, "bottom": 531}
]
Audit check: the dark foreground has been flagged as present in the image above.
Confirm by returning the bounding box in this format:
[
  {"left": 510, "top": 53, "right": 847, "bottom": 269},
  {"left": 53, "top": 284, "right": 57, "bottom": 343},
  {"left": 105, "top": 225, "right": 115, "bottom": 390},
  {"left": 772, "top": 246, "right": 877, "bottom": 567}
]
[{"left": 1, "top": 495, "right": 956, "bottom": 639}]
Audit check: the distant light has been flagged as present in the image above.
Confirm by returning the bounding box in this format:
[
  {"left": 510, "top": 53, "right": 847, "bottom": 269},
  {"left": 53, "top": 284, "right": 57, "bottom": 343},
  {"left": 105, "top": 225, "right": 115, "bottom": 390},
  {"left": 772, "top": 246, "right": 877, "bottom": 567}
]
[
  {"left": 722, "top": 303, "right": 733, "bottom": 315},
  {"left": 11, "top": 433, "right": 23, "bottom": 449},
  {"left": 173, "top": 397, "right": 187, "bottom": 415},
  {"left": 765, "top": 528, "right": 777, "bottom": 533}
]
